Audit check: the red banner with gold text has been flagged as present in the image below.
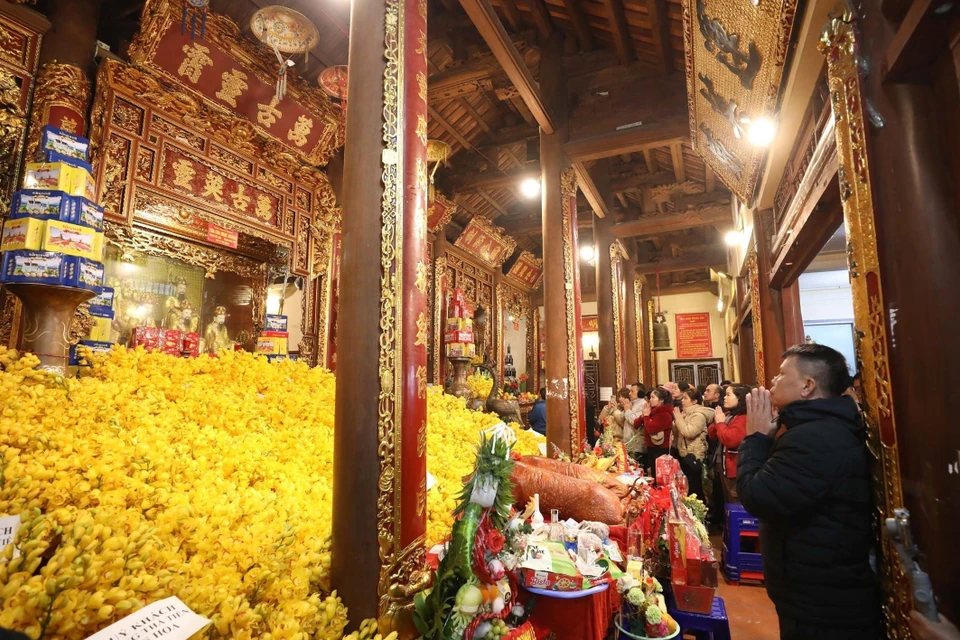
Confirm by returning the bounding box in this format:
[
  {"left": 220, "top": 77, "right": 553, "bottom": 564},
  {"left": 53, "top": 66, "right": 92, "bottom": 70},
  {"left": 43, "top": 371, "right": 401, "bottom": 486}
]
[{"left": 675, "top": 313, "right": 713, "bottom": 359}]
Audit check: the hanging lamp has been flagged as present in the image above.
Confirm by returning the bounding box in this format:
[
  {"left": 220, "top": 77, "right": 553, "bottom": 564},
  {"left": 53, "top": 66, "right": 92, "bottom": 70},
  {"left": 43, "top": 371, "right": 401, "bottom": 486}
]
[
  {"left": 652, "top": 263, "right": 672, "bottom": 351},
  {"left": 426, "top": 139, "right": 451, "bottom": 203}
]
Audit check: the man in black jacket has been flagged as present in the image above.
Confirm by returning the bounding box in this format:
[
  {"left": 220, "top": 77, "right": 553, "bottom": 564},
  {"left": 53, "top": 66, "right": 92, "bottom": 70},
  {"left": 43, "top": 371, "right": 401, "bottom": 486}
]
[{"left": 737, "top": 344, "right": 880, "bottom": 640}]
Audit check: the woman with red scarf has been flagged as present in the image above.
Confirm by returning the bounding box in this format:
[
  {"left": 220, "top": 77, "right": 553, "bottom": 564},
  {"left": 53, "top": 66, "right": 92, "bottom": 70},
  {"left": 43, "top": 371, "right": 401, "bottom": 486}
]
[{"left": 636, "top": 387, "right": 674, "bottom": 471}]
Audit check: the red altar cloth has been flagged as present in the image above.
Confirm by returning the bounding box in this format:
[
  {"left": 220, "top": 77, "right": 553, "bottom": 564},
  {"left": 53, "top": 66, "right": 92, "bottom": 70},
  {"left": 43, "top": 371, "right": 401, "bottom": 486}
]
[{"left": 520, "top": 584, "right": 620, "bottom": 640}]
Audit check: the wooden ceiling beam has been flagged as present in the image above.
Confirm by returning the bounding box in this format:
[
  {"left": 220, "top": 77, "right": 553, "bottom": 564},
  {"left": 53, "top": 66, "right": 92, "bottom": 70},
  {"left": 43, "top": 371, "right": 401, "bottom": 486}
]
[
  {"left": 565, "top": 120, "right": 688, "bottom": 162},
  {"left": 561, "top": 0, "right": 594, "bottom": 51},
  {"left": 457, "top": 97, "right": 494, "bottom": 134},
  {"left": 634, "top": 248, "right": 728, "bottom": 274},
  {"left": 643, "top": 149, "right": 658, "bottom": 174},
  {"left": 645, "top": 0, "right": 673, "bottom": 73},
  {"left": 670, "top": 141, "right": 685, "bottom": 182},
  {"left": 525, "top": 0, "right": 555, "bottom": 40},
  {"left": 452, "top": 165, "right": 539, "bottom": 190},
  {"left": 428, "top": 61, "right": 499, "bottom": 103},
  {"left": 610, "top": 170, "right": 676, "bottom": 192},
  {"left": 705, "top": 166, "right": 716, "bottom": 193},
  {"left": 476, "top": 188, "right": 511, "bottom": 217},
  {"left": 600, "top": 0, "right": 633, "bottom": 65},
  {"left": 658, "top": 280, "right": 717, "bottom": 295},
  {"left": 459, "top": 0, "right": 556, "bottom": 133},
  {"left": 499, "top": 212, "right": 594, "bottom": 235},
  {"left": 428, "top": 105, "right": 478, "bottom": 152},
  {"left": 573, "top": 160, "right": 612, "bottom": 218},
  {"left": 494, "top": 0, "right": 524, "bottom": 32},
  {"left": 611, "top": 206, "right": 731, "bottom": 237}
]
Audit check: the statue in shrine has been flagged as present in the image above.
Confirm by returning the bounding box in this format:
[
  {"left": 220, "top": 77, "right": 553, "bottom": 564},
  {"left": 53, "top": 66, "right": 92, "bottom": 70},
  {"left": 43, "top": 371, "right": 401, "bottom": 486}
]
[
  {"left": 114, "top": 278, "right": 157, "bottom": 342},
  {"left": 170, "top": 299, "right": 200, "bottom": 333},
  {"left": 203, "top": 305, "right": 233, "bottom": 354},
  {"left": 473, "top": 304, "right": 492, "bottom": 365},
  {"left": 163, "top": 276, "right": 191, "bottom": 329}
]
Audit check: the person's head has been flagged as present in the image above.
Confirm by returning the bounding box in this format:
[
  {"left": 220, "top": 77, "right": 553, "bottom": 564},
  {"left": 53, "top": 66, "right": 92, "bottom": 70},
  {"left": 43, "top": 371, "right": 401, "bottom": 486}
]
[
  {"left": 681, "top": 387, "right": 702, "bottom": 410},
  {"left": 704, "top": 383, "right": 722, "bottom": 404},
  {"left": 648, "top": 387, "right": 671, "bottom": 407},
  {"left": 677, "top": 382, "right": 691, "bottom": 393},
  {"left": 174, "top": 276, "right": 187, "bottom": 296},
  {"left": 213, "top": 305, "right": 226, "bottom": 325},
  {"left": 617, "top": 387, "right": 631, "bottom": 408},
  {"left": 662, "top": 381, "right": 679, "bottom": 398},
  {"left": 696, "top": 384, "right": 707, "bottom": 396},
  {"left": 724, "top": 384, "right": 750, "bottom": 415},
  {"left": 539, "top": 387, "right": 546, "bottom": 401},
  {"left": 629, "top": 382, "right": 645, "bottom": 401},
  {"left": 720, "top": 380, "right": 732, "bottom": 386},
  {"left": 771, "top": 343, "right": 852, "bottom": 409}
]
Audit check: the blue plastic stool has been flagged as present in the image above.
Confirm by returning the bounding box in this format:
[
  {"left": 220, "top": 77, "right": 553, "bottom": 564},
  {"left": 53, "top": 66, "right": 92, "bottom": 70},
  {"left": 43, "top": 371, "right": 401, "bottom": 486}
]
[
  {"left": 723, "top": 503, "right": 763, "bottom": 584},
  {"left": 668, "top": 596, "right": 731, "bottom": 640}
]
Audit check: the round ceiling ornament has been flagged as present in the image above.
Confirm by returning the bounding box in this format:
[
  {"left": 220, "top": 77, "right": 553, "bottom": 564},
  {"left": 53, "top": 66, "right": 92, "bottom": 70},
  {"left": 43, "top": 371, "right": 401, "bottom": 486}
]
[
  {"left": 318, "top": 65, "right": 348, "bottom": 100},
  {"left": 250, "top": 6, "right": 320, "bottom": 54}
]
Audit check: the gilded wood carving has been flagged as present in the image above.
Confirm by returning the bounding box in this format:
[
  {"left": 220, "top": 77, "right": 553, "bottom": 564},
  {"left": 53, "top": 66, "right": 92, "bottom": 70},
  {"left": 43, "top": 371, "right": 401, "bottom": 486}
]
[
  {"left": 820, "top": 8, "right": 910, "bottom": 636},
  {"left": 682, "top": 0, "right": 799, "bottom": 204}
]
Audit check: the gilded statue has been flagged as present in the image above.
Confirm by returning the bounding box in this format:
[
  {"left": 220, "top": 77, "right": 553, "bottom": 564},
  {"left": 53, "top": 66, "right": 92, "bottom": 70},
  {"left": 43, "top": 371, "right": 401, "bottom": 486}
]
[
  {"left": 169, "top": 299, "right": 200, "bottom": 333},
  {"left": 163, "top": 276, "right": 191, "bottom": 329},
  {"left": 203, "top": 306, "right": 234, "bottom": 354}
]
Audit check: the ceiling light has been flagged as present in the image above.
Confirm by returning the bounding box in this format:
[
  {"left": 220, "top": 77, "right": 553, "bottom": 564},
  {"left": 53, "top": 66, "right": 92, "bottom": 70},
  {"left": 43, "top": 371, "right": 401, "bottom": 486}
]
[
  {"left": 580, "top": 245, "right": 595, "bottom": 262},
  {"left": 520, "top": 177, "right": 540, "bottom": 198},
  {"left": 747, "top": 118, "right": 777, "bottom": 147},
  {"left": 724, "top": 230, "right": 743, "bottom": 247}
]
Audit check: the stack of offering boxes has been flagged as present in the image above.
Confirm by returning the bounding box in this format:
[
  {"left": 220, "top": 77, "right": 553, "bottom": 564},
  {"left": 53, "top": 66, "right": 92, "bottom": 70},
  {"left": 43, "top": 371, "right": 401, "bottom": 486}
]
[
  {"left": 0, "top": 125, "right": 105, "bottom": 294},
  {"left": 257, "top": 314, "right": 291, "bottom": 362},
  {"left": 444, "top": 287, "right": 476, "bottom": 358},
  {"left": 69, "top": 286, "right": 116, "bottom": 364}
]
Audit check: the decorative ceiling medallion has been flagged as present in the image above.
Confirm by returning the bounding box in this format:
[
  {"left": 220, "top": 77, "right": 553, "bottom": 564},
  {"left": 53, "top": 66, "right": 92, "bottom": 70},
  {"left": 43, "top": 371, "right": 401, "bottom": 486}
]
[
  {"left": 250, "top": 6, "right": 320, "bottom": 54},
  {"left": 682, "top": 0, "right": 799, "bottom": 205},
  {"left": 318, "top": 65, "right": 348, "bottom": 99}
]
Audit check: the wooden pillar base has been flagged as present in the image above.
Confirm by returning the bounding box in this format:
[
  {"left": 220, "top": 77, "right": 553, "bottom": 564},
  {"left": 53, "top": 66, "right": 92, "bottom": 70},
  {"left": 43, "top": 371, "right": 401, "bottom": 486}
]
[{"left": 7, "top": 283, "right": 94, "bottom": 373}]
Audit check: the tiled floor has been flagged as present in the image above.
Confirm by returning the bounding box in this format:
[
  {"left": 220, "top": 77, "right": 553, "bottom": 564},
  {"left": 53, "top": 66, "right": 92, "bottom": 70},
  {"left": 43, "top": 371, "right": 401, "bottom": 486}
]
[{"left": 716, "top": 577, "right": 780, "bottom": 640}]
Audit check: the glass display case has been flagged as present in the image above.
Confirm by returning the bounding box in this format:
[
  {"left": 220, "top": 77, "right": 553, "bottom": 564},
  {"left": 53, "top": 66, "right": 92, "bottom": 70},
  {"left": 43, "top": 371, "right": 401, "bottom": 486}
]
[{"left": 103, "top": 244, "right": 259, "bottom": 353}]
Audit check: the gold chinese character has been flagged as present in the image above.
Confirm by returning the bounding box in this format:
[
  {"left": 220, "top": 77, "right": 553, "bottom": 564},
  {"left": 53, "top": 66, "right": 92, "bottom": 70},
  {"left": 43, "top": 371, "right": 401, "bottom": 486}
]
[
  {"left": 415, "top": 261, "right": 429, "bottom": 294},
  {"left": 416, "top": 365, "right": 427, "bottom": 398},
  {"left": 287, "top": 115, "right": 314, "bottom": 147},
  {"left": 255, "top": 194, "right": 274, "bottom": 221},
  {"left": 416, "top": 30, "right": 427, "bottom": 56},
  {"left": 59, "top": 116, "right": 79, "bottom": 134},
  {"left": 417, "top": 71, "right": 427, "bottom": 102},
  {"left": 231, "top": 185, "right": 251, "bottom": 211},
  {"left": 416, "top": 476, "right": 426, "bottom": 516},
  {"left": 417, "top": 420, "right": 426, "bottom": 457},
  {"left": 172, "top": 159, "right": 195, "bottom": 189},
  {"left": 202, "top": 172, "right": 225, "bottom": 202},
  {"left": 215, "top": 69, "right": 248, "bottom": 108},
  {"left": 419, "top": 0, "right": 427, "bottom": 18},
  {"left": 416, "top": 159, "right": 428, "bottom": 194},
  {"left": 415, "top": 115, "right": 427, "bottom": 146},
  {"left": 415, "top": 312, "right": 428, "bottom": 346},
  {"left": 177, "top": 43, "right": 213, "bottom": 84},
  {"left": 257, "top": 98, "right": 282, "bottom": 128},
  {"left": 416, "top": 204, "right": 427, "bottom": 239}
]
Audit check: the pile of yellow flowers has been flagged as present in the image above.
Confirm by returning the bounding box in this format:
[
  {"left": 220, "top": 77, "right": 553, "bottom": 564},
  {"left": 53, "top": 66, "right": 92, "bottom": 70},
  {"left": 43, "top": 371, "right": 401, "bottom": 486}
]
[
  {"left": 425, "top": 389, "right": 540, "bottom": 547},
  {"left": 0, "top": 346, "right": 541, "bottom": 638},
  {"left": 466, "top": 371, "right": 494, "bottom": 400}
]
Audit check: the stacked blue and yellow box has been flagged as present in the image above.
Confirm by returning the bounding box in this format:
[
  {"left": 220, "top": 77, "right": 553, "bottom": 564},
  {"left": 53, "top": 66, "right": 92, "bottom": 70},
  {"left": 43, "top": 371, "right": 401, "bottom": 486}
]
[{"left": 0, "top": 125, "right": 106, "bottom": 293}]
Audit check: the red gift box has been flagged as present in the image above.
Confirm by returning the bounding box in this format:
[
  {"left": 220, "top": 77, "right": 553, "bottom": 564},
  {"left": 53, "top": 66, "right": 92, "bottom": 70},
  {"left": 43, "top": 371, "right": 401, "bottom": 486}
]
[
  {"left": 129, "top": 326, "right": 161, "bottom": 351},
  {"left": 181, "top": 332, "right": 199, "bottom": 357},
  {"left": 160, "top": 329, "right": 182, "bottom": 356},
  {"left": 656, "top": 455, "right": 680, "bottom": 486},
  {"left": 444, "top": 330, "right": 474, "bottom": 343},
  {"left": 672, "top": 583, "right": 716, "bottom": 614}
]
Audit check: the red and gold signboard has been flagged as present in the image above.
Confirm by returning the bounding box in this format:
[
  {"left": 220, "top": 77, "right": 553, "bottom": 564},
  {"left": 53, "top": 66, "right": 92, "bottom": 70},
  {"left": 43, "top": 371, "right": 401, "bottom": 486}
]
[
  {"left": 675, "top": 312, "right": 713, "bottom": 359},
  {"left": 453, "top": 217, "right": 517, "bottom": 269},
  {"left": 89, "top": 60, "right": 337, "bottom": 277},
  {"left": 129, "top": 0, "right": 340, "bottom": 166},
  {"left": 206, "top": 223, "right": 238, "bottom": 248},
  {"left": 427, "top": 191, "right": 456, "bottom": 233},
  {"left": 581, "top": 316, "right": 599, "bottom": 332},
  {"left": 507, "top": 250, "right": 543, "bottom": 289}
]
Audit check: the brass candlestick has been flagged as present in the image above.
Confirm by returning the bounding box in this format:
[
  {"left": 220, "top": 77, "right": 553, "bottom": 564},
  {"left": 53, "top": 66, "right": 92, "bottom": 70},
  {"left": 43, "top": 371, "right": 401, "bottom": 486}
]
[{"left": 6, "top": 283, "right": 95, "bottom": 373}]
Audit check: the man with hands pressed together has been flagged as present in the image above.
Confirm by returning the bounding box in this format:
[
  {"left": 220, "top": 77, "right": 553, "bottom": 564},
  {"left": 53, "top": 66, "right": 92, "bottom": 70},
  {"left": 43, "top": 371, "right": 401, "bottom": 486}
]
[{"left": 737, "top": 344, "right": 880, "bottom": 640}]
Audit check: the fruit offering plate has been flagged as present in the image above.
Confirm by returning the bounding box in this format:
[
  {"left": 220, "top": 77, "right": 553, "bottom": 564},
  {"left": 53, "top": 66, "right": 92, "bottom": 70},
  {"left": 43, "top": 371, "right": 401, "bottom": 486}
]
[{"left": 523, "top": 582, "right": 610, "bottom": 599}]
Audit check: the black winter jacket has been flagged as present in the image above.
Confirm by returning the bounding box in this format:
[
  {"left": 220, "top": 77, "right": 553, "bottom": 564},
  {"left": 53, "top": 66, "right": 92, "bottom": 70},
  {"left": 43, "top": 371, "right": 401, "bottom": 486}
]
[{"left": 737, "top": 396, "right": 880, "bottom": 632}]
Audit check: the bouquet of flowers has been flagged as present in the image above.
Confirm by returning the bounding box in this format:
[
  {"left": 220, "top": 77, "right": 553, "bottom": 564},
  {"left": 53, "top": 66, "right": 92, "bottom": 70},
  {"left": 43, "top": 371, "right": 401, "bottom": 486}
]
[
  {"left": 517, "top": 373, "right": 528, "bottom": 393},
  {"left": 617, "top": 573, "right": 677, "bottom": 638}
]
